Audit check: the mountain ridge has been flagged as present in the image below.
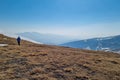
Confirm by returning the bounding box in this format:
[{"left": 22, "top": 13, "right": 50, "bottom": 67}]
[{"left": 61, "top": 35, "right": 120, "bottom": 53}]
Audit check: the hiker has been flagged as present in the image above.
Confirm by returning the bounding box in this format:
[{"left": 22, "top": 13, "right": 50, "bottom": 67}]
[{"left": 17, "top": 36, "right": 21, "bottom": 46}]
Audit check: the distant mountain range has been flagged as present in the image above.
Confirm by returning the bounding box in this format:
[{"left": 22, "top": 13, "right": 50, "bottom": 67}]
[
  {"left": 61, "top": 35, "right": 120, "bottom": 53},
  {"left": 17, "top": 32, "right": 74, "bottom": 45},
  {"left": 17, "top": 32, "right": 120, "bottom": 53}
]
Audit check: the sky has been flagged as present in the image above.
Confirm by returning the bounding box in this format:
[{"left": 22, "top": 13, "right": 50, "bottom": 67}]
[{"left": 0, "top": 0, "right": 120, "bottom": 39}]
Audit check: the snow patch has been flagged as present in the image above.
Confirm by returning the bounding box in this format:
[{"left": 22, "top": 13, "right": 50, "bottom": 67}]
[
  {"left": 0, "top": 44, "right": 8, "bottom": 47},
  {"left": 101, "top": 48, "right": 111, "bottom": 52},
  {"left": 20, "top": 36, "right": 42, "bottom": 44},
  {"left": 85, "top": 46, "right": 91, "bottom": 50}
]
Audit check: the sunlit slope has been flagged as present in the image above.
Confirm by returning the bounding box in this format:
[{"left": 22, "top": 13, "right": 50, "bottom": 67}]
[{"left": 0, "top": 34, "right": 120, "bottom": 80}]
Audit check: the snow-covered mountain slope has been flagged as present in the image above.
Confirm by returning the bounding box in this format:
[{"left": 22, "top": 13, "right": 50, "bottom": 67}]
[{"left": 61, "top": 35, "right": 120, "bottom": 53}]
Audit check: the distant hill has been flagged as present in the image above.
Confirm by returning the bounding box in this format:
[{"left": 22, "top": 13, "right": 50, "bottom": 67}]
[
  {"left": 61, "top": 35, "right": 120, "bottom": 53},
  {"left": 17, "top": 32, "right": 74, "bottom": 45},
  {"left": 0, "top": 34, "right": 120, "bottom": 80}
]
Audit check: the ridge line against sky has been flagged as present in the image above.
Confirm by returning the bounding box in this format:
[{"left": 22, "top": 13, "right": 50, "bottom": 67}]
[{"left": 0, "top": 0, "right": 120, "bottom": 39}]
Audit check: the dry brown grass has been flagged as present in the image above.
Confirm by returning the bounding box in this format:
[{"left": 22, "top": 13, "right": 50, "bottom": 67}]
[{"left": 0, "top": 34, "right": 120, "bottom": 80}]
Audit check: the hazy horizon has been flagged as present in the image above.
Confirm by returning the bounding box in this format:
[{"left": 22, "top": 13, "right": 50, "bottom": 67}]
[{"left": 0, "top": 0, "right": 120, "bottom": 39}]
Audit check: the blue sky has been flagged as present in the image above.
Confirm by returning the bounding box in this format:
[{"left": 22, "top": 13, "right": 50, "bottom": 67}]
[{"left": 0, "top": 0, "right": 120, "bottom": 39}]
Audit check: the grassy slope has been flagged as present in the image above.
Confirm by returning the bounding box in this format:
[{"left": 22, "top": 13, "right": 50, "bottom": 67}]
[{"left": 0, "top": 34, "right": 120, "bottom": 80}]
